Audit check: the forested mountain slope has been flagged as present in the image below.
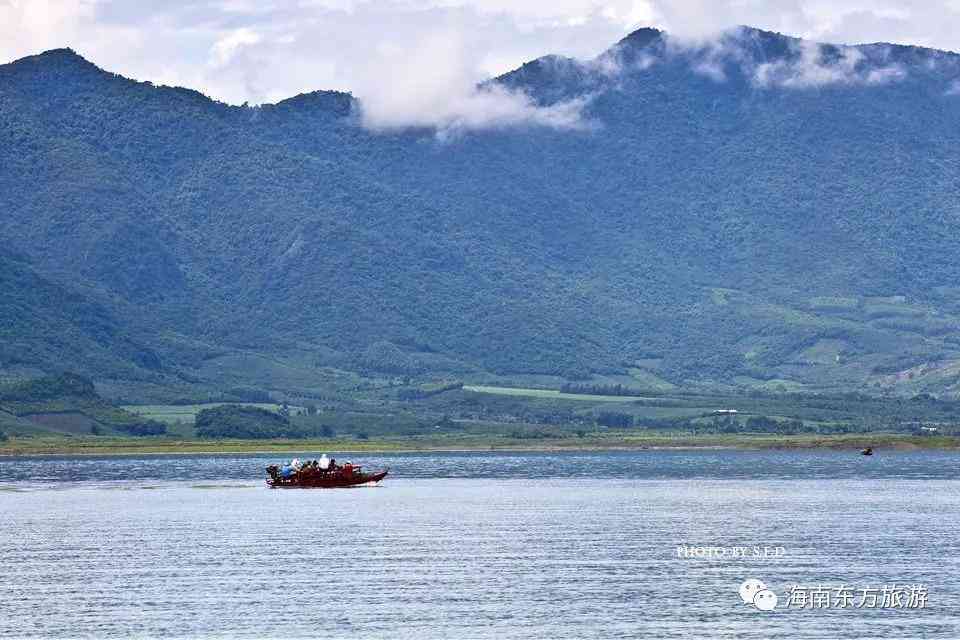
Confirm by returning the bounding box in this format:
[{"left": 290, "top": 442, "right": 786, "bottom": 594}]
[{"left": 3, "top": 27, "right": 960, "bottom": 395}]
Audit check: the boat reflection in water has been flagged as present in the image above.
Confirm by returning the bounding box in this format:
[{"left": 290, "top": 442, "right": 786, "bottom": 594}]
[{"left": 266, "top": 455, "right": 388, "bottom": 488}]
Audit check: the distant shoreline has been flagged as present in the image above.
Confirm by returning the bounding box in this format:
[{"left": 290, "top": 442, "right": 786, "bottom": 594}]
[{"left": 1, "top": 433, "right": 957, "bottom": 457}]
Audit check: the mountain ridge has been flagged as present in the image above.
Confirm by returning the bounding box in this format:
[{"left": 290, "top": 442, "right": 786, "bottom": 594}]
[{"left": 13, "top": 24, "right": 960, "bottom": 110}]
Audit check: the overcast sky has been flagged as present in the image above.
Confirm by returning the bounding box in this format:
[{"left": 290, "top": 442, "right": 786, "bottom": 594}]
[{"left": 3, "top": 1, "right": 960, "bottom": 129}]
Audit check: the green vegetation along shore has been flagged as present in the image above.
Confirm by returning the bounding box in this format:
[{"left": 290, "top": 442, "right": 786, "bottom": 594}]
[
  {"left": 3, "top": 372, "right": 959, "bottom": 457},
  {"left": 1, "top": 432, "right": 957, "bottom": 457}
]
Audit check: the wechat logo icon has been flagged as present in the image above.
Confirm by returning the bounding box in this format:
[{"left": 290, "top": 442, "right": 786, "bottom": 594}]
[{"left": 739, "top": 579, "right": 778, "bottom": 611}]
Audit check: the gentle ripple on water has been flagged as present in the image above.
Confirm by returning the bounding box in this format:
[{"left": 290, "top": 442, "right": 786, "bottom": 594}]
[{"left": 0, "top": 451, "right": 958, "bottom": 639}]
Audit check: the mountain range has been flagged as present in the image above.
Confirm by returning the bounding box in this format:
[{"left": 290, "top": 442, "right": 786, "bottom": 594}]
[{"left": 4, "top": 26, "right": 960, "bottom": 398}]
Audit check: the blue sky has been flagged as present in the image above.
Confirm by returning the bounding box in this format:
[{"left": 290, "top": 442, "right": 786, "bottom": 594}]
[{"left": 2, "top": 1, "right": 959, "bottom": 129}]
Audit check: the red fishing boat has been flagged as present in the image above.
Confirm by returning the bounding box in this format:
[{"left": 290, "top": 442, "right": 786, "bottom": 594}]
[{"left": 266, "top": 460, "right": 388, "bottom": 488}]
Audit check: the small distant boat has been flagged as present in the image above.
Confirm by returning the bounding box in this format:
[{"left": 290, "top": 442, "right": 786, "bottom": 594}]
[
  {"left": 860, "top": 447, "right": 874, "bottom": 456},
  {"left": 266, "top": 460, "right": 388, "bottom": 488}
]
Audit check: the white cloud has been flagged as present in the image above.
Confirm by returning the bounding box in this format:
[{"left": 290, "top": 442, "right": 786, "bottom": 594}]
[
  {"left": 865, "top": 64, "right": 906, "bottom": 84},
  {"left": 209, "top": 28, "right": 262, "bottom": 68},
  {"left": 752, "top": 40, "right": 905, "bottom": 88},
  {"left": 352, "top": 27, "right": 590, "bottom": 132},
  {"left": 691, "top": 57, "right": 726, "bottom": 82}
]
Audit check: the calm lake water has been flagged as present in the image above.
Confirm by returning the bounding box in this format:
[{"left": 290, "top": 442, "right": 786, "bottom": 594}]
[{"left": 1, "top": 450, "right": 958, "bottom": 639}]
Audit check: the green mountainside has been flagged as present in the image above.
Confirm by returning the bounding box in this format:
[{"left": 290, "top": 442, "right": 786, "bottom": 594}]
[
  {"left": 0, "top": 373, "right": 165, "bottom": 436},
  {"left": 0, "top": 250, "right": 165, "bottom": 375},
  {"left": 4, "top": 27, "right": 960, "bottom": 397}
]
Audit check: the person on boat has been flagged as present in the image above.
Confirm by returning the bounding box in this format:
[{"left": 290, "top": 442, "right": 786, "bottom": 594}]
[
  {"left": 318, "top": 454, "right": 331, "bottom": 471},
  {"left": 329, "top": 457, "right": 337, "bottom": 471},
  {"left": 343, "top": 461, "right": 354, "bottom": 476}
]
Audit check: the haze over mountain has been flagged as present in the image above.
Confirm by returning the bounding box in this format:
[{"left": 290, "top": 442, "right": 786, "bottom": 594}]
[{"left": 4, "top": 26, "right": 960, "bottom": 397}]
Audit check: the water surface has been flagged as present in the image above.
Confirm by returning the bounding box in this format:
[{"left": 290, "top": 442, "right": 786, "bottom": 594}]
[{"left": 1, "top": 450, "right": 957, "bottom": 638}]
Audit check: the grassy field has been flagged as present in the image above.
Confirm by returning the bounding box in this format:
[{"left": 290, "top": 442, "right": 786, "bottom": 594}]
[
  {"left": 1, "top": 432, "right": 957, "bottom": 456},
  {"left": 121, "top": 403, "right": 295, "bottom": 425},
  {"left": 463, "top": 385, "right": 655, "bottom": 403}
]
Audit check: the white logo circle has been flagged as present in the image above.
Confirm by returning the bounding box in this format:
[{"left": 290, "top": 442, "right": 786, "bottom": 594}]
[{"left": 753, "top": 589, "right": 778, "bottom": 611}]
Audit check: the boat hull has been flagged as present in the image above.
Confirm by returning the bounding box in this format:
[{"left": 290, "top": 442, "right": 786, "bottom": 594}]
[{"left": 267, "top": 468, "right": 388, "bottom": 488}]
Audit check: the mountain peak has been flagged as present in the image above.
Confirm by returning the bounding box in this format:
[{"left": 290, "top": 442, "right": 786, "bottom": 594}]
[
  {"left": 37, "top": 47, "right": 85, "bottom": 60},
  {"left": 270, "top": 90, "right": 356, "bottom": 116},
  {"left": 618, "top": 27, "right": 664, "bottom": 49},
  {"left": 3, "top": 47, "right": 103, "bottom": 75}
]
